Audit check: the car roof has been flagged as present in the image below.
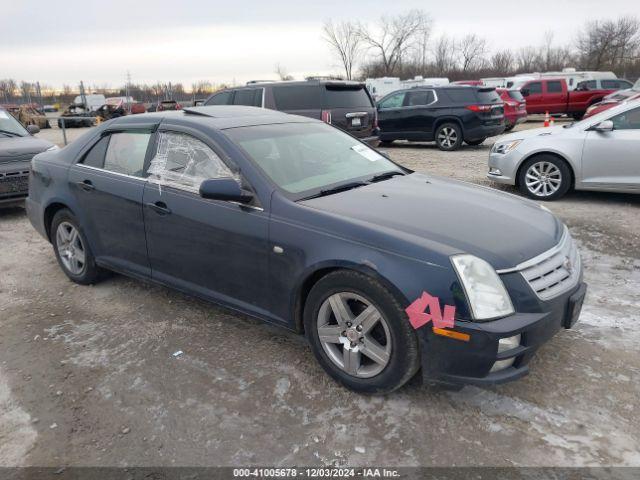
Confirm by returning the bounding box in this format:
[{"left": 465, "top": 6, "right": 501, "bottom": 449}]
[{"left": 109, "top": 105, "right": 317, "bottom": 130}]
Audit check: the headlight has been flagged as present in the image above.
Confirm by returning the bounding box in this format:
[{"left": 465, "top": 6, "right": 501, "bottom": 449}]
[
  {"left": 491, "top": 139, "right": 522, "bottom": 154},
  {"left": 46, "top": 145, "right": 60, "bottom": 151},
  {"left": 451, "top": 254, "right": 515, "bottom": 320}
]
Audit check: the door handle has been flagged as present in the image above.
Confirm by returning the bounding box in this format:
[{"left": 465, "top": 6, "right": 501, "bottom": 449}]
[
  {"left": 76, "top": 180, "right": 95, "bottom": 191},
  {"left": 146, "top": 201, "right": 172, "bottom": 215}
]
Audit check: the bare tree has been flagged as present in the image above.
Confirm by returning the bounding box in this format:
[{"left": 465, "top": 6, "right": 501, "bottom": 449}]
[
  {"left": 432, "top": 34, "right": 457, "bottom": 75},
  {"left": 322, "top": 20, "right": 363, "bottom": 80},
  {"left": 458, "top": 34, "right": 488, "bottom": 72},
  {"left": 490, "top": 50, "right": 515, "bottom": 74},
  {"left": 576, "top": 16, "right": 640, "bottom": 74},
  {"left": 274, "top": 63, "right": 294, "bottom": 81},
  {"left": 358, "top": 9, "right": 431, "bottom": 76},
  {"left": 516, "top": 46, "right": 542, "bottom": 72}
]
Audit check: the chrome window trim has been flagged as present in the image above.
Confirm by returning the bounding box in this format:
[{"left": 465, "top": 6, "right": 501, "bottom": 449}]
[{"left": 75, "top": 162, "right": 147, "bottom": 182}]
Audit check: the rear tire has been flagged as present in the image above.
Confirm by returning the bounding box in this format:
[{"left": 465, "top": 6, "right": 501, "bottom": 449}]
[
  {"left": 435, "top": 123, "right": 463, "bottom": 151},
  {"left": 51, "top": 209, "right": 103, "bottom": 285},
  {"left": 304, "top": 270, "right": 420, "bottom": 394},
  {"left": 517, "top": 155, "right": 571, "bottom": 201}
]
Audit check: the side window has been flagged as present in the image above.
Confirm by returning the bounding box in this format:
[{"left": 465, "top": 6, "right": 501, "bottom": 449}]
[
  {"left": 527, "top": 82, "right": 542, "bottom": 94},
  {"left": 103, "top": 132, "right": 151, "bottom": 177},
  {"left": 81, "top": 136, "right": 110, "bottom": 168},
  {"left": 206, "top": 91, "right": 233, "bottom": 105},
  {"left": 378, "top": 92, "right": 405, "bottom": 109},
  {"left": 406, "top": 90, "right": 435, "bottom": 106},
  {"left": 610, "top": 107, "right": 640, "bottom": 130},
  {"left": 234, "top": 89, "right": 259, "bottom": 106},
  {"left": 547, "top": 81, "right": 563, "bottom": 93},
  {"left": 253, "top": 89, "right": 263, "bottom": 107},
  {"left": 146, "top": 132, "right": 236, "bottom": 193}
]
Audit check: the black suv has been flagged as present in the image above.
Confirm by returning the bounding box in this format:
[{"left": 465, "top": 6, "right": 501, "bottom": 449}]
[
  {"left": 376, "top": 86, "right": 505, "bottom": 151},
  {"left": 205, "top": 80, "right": 378, "bottom": 144}
]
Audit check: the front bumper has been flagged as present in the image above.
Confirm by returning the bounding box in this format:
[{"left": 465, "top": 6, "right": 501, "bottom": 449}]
[
  {"left": 419, "top": 281, "right": 587, "bottom": 386},
  {"left": 487, "top": 149, "right": 525, "bottom": 185}
]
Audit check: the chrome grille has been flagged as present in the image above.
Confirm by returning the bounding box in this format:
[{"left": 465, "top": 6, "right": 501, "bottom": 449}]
[{"left": 499, "top": 227, "right": 581, "bottom": 301}]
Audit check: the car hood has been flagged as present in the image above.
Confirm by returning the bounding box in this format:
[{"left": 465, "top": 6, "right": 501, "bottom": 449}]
[
  {"left": 0, "top": 136, "right": 54, "bottom": 162},
  {"left": 301, "top": 174, "right": 563, "bottom": 270}
]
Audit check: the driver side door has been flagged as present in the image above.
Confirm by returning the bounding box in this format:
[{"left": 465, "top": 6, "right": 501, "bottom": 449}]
[
  {"left": 581, "top": 106, "right": 640, "bottom": 191},
  {"left": 377, "top": 91, "right": 407, "bottom": 136},
  {"left": 142, "top": 128, "right": 272, "bottom": 317}
]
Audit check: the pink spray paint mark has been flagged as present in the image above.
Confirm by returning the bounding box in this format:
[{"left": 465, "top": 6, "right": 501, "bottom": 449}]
[{"left": 405, "top": 291, "right": 456, "bottom": 330}]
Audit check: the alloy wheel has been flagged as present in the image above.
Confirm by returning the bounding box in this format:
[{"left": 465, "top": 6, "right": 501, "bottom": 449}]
[
  {"left": 317, "top": 292, "right": 392, "bottom": 378},
  {"left": 525, "top": 161, "right": 562, "bottom": 197},
  {"left": 56, "top": 222, "right": 86, "bottom": 275},
  {"left": 437, "top": 127, "right": 457, "bottom": 148}
]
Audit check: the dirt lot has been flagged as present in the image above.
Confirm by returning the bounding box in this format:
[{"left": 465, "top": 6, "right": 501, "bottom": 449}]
[{"left": 1, "top": 120, "right": 639, "bottom": 468}]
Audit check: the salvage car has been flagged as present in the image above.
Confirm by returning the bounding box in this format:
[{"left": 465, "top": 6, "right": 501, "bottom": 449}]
[
  {"left": 488, "top": 99, "right": 640, "bottom": 200},
  {"left": 27, "top": 106, "right": 585, "bottom": 393},
  {"left": 377, "top": 86, "right": 505, "bottom": 150},
  {"left": 0, "top": 108, "right": 57, "bottom": 206}
]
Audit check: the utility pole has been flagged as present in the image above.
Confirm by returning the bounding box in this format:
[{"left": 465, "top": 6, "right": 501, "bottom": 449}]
[
  {"left": 79, "top": 81, "right": 87, "bottom": 111},
  {"left": 125, "top": 71, "right": 132, "bottom": 113}
]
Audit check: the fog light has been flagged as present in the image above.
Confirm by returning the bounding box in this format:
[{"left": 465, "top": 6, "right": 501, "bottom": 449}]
[
  {"left": 490, "top": 334, "right": 521, "bottom": 373},
  {"left": 488, "top": 167, "right": 502, "bottom": 176}
]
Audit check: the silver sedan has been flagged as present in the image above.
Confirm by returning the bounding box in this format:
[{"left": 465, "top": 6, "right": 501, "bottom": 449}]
[{"left": 487, "top": 99, "right": 640, "bottom": 200}]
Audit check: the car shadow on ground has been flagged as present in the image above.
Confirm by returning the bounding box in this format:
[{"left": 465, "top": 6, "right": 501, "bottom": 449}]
[
  {"left": 380, "top": 141, "right": 492, "bottom": 151},
  {"left": 0, "top": 205, "right": 26, "bottom": 219}
]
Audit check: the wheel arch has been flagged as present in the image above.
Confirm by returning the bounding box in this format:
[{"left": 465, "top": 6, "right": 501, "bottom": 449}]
[
  {"left": 433, "top": 116, "right": 464, "bottom": 134},
  {"left": 292, "top": 261, "right": 409, "bottom": 335},
  {"left": 515, "top": 151, "right": 576, "bottom": 190},
  {"left": 44, "top": 202, "right": 74, "bottom": 242}
]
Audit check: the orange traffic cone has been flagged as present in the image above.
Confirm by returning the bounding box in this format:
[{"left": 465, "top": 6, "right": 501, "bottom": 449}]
[{"left": 543, "top": 111, "right": 550, "bottom": 127}]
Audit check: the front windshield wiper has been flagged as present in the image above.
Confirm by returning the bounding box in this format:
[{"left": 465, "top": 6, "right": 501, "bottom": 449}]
[
  {"left": 369, "top": 171, "right": 405, "bottom": 182},
  {"left": 300, "top": 181, "right": 369, "bottom": 200},
  {"left": 0, "top": 129, "right": 22, "bottom": 137}
]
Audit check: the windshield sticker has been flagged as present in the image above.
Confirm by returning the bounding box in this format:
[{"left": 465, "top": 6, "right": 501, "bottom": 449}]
[
  {"left": 405, "top": 291, "right": 455, "bottom": 330},
  {"left": 351, "top": 144, "right": 383, "bottom": 162}
]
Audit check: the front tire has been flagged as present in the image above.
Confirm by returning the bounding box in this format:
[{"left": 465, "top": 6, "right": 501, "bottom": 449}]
[
  {"left": 435, "top": 123, "right": 462, "bottom": 151},
  {"left": 518, "top": 155, "right": 571, "bottom": 201},
  {"left": 304, "top": 270, "right": 420, "bottom": 394},
  {"left": 51, "top": 209, "right": 103, "bottom": 284}
]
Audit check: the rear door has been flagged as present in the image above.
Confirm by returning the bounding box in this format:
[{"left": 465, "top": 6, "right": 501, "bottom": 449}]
[
  {"left": 581, "top": 106, "right": 640, "bottom": 191},
  {"left": 544, "top": 80, "right": 565, "bottom": 113},
  {"left": 321, "top": 84, "right": 376, "bottom": 139},
  {"left": 402, "top": 89, "right": 437, "bottom": 138},
  {"left": 67, "top": 128, "right": 154, "bottom": 277}
]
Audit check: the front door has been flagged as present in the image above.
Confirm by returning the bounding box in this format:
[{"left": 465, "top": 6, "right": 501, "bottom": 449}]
[
  {"left": 523, "top": 81, "right": 544, "bottom": 114},
  {"left": 377, "top": 91, "right": 407, "bottom": 137},
  {"left": 68, "top": 130, "right": 153, "bottom": 277},
  {"left": 403, "top": 90, "right": 437, "bottom": 139},
  {"left": 141, "top": 129, "right": 272, "bottom": 317},
  {"left": 581, "top": 106, "right": 640, "bottom": 190}
]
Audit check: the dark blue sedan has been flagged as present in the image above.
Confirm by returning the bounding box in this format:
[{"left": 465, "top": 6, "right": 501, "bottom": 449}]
[{"left": 26, "top": 106, "right": 586, "bottom": 393}]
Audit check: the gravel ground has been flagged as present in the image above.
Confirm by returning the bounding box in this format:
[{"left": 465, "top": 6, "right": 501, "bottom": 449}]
[{"left": 1, "top": 120, "right": 639, "bottom": 468}]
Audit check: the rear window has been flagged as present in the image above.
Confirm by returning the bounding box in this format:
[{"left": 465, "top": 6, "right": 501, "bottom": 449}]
[
  {"left": 476, "top": 89, "right": 501, "bottom": 104},
  {"left": 273, "top": 85, "right": 322, "bottom": 110},
  {"left": 601, "top": 80, "right": 622, "bottom": 89},
  {"left": 323, "top": 86, "right": 373, "bottom": 108},
  {"left": 507, "top": 90, "right": 524, "bottom": 102},
  {"left": 547, "top": 81, "right": 563, "bottom": 93},
  {"left": 444, "top": 88, "right": 476, "bottom": 104}
]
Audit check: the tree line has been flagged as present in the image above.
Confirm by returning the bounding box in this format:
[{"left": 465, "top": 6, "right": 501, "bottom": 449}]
[{"left": 323, "top": 11, "right": 640, "bottom": 81}]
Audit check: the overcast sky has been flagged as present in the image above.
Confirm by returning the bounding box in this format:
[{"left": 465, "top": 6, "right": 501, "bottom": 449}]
[{"left": 2, "top": 0, "right": 637, "bottom": 89}]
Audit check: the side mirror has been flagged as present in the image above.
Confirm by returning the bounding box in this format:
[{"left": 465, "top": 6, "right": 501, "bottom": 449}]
[
  {"left": 521, "top": 89, "right": 530, "bottom": 97},
  {"left": 199, "top": 177, "right": 253, "bottom": 203},
  {"left": 590, "top": 120, "right": 614, "bottom": 132},
  {"left": 27, "top": 124, "right": 40, "bottom": 135}
]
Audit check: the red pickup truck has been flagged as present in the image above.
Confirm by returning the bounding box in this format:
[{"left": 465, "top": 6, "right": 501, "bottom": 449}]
[{"left": 517, "top": 78, "right": 616, "bottom": 119}]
